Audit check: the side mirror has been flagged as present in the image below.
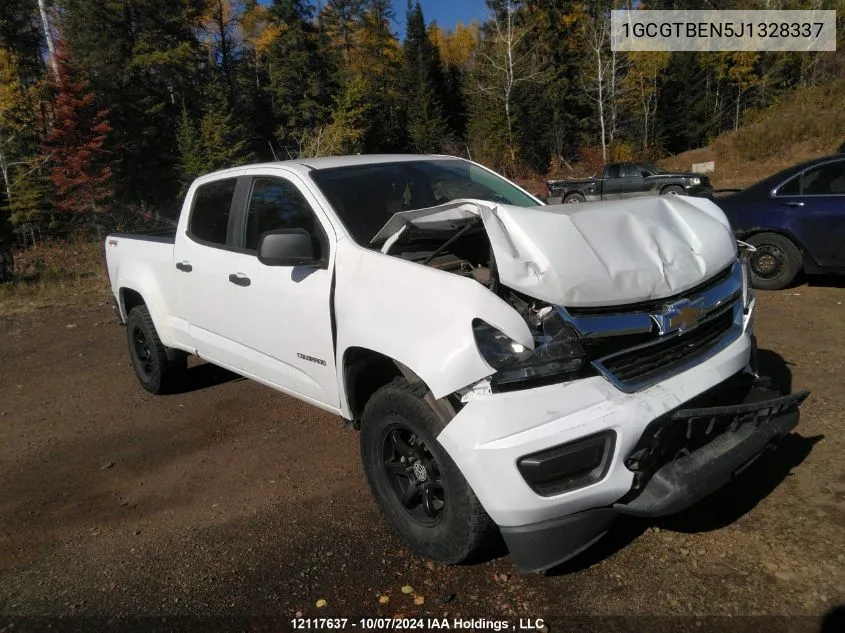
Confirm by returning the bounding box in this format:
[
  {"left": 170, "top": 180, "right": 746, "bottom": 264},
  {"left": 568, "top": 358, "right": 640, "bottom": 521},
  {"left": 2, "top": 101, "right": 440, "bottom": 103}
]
[
  {"left": 641, "top": 171, "right": 651, "bottom": 178},
  {"left": 257, "top": 228, "right": 322, "bottom": 267}
]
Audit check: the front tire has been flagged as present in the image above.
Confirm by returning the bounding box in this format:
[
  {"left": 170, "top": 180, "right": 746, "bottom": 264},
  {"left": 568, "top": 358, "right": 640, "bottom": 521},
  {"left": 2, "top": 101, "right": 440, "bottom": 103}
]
[
  {"left": 661, "top": 185, "right": 685, "bottom": 196},
  {"left": 126, "top": 305, "right": 187, "bottom": 394},
  {"left": 360, "top": 378, "right": 494, "bottom": 564},
  {"left": 745, "top": 232, "right": 803, "bottom": 290}
]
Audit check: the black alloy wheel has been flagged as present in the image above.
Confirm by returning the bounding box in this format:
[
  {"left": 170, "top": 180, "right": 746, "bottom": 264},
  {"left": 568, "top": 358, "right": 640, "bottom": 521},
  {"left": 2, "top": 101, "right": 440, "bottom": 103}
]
[{"left": 380, "top": 424, "right": 446, "bottom": 525}]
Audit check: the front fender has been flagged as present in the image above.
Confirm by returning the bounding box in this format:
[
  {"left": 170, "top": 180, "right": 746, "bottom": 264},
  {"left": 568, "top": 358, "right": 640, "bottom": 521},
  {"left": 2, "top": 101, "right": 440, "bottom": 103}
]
[{"left": 333, "top": 243, "right": 532, "bottom": 405}]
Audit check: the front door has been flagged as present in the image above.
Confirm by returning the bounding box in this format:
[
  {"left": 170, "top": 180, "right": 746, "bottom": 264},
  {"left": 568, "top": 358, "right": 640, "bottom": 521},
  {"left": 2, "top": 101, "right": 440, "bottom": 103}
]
[{"left": 220, "top": 172, "right": 340, "bottom": 410}]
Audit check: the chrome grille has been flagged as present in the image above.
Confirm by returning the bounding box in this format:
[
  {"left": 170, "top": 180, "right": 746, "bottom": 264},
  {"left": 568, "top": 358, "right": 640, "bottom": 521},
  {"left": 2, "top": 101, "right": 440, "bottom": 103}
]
[{"left": 560, "top": 261, "right": 744, "bottom": 392}]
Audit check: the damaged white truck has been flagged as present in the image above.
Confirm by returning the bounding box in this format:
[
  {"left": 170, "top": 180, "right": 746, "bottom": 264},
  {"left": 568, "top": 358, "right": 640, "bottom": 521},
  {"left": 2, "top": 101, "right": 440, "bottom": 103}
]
[{"left": 104, "top": 155, "right": 808, "bottom": 572}]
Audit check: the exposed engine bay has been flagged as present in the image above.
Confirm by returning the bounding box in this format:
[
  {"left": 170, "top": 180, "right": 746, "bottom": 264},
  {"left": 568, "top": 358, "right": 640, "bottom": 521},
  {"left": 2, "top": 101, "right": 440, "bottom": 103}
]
[
  {"left": 389, "top": 222, "right": 573, "bottom": 373},
  {"left": 374, "top": 196, "right": 745, "bottom": 393}
]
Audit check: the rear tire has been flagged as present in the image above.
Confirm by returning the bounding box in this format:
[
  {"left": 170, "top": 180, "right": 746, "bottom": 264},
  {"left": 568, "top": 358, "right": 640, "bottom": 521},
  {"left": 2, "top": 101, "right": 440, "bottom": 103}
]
[
  {"left": 745, "top": 232, "right": 803, "bottom": 290},
  {"left": 360, "top": 377, "right": 495, "bottom": 564},
  {"left": 126, "top": 305, "right": 187, "bottom": 394},
  {"left": 661, "top": 185, "right": 685, "bottom": 196},
  {"left": 563, "top": 192, "right": 585, "bottom": 203}
]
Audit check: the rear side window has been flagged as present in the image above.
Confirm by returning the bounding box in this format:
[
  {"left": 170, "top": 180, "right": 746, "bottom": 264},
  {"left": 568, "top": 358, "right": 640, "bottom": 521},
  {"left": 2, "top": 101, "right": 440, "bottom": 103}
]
[
  {"left": 777, "top": 161, "right": 845, "bottom": 196},
  {"left": 801, "top": 162, "right": 845, "bottom": 194},
  {"left": 189, "top": 179, "right": 237, "bottom": 245}
]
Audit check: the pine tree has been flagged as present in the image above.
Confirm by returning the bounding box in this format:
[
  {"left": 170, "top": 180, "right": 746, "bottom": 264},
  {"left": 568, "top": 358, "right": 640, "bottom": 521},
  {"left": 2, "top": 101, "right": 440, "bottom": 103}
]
[
  {"left": 356, "top": 0, "right": 403, "bottom": 151},
  {"left": 44, "top": 43, "right": 114, "bottom": 216},
  {"left": 321, "top": 0, "right": 365, "bottom": 69},
  {"left": 401, "top": 2, "right": 451, "bottom": 152},
  {"left": 176, "top": 91, "right": 253, "bottom": 191},
  {"left": 267, "top": 0, "right": 337, "bottom": 151},
  {"left": 61, "top": 0, "right": 205, "bottom": 206},
  {"left": 200, "top": 98, "right": 252, "bottom": 170},
  {"left": 175, "top": 106, "right": 204, "bottom": 190}
]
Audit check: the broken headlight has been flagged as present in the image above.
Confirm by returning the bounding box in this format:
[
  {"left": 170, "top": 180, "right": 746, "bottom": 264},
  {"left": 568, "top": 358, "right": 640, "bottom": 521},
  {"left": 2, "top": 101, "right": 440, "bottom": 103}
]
[{"left": 472, "top": 316, "right": 589, "bottom": 389}]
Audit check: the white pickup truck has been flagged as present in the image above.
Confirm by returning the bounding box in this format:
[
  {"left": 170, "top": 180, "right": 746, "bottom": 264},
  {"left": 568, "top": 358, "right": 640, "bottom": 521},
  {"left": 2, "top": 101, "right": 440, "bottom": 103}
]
[{"left": 105, "top": 154, "right": 808, "bottom": 572}]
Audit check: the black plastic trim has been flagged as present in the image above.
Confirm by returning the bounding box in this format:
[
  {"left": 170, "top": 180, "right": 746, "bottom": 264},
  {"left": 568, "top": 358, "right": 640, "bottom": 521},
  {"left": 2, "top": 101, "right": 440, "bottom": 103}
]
[
  {"left": 517, "top": 431, "right": 616, "bottom": 497},
  {"left": 615, "top": 385, "right": 808, "bottom": 518},
  {"left": 501, "top": 509, "right": 616, "bottom": 573},
  {"left": 109, "top": 229, "right": 176, "bottom": 244}
]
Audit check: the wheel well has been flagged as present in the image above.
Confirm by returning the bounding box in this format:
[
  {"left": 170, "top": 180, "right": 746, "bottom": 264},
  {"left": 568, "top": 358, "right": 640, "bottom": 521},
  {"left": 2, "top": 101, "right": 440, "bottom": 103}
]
[
  {"left": 120, "top": 288, "right": 146, "bottom": 317},
  {"left": 343, "top": 348, "right": 403, "bottom": 426},
  {"left": 563, "top": 191, "right": 584, "bottom": 199},
  {"left": 660, "top": 184, "right": 684, "bottom": 194}
]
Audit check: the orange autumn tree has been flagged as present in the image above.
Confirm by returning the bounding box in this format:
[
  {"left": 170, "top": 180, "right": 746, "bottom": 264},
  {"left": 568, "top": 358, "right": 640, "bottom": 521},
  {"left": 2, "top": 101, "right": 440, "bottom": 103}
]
[{"left": 45, "top": 43, "right": 114, "bottom": 216}]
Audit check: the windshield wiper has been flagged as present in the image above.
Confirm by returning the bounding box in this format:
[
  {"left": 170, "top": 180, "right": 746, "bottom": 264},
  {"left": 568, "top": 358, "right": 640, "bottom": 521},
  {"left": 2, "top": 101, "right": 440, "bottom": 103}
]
[{"left": 421, "top": 218, "right": 482, "bottom": 265}]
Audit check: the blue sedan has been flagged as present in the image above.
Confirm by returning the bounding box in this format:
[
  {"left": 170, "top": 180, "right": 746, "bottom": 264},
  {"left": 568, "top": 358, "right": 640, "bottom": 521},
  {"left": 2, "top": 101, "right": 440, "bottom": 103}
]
[{"left": 716, "top": 155, "right": 845, "bottom": 289}]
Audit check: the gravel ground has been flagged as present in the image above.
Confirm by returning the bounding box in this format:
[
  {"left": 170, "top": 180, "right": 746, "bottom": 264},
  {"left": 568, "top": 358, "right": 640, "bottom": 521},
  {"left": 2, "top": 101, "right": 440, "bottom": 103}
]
[{"left": 1, "top": 282, "right": 844, "bottom": 632}]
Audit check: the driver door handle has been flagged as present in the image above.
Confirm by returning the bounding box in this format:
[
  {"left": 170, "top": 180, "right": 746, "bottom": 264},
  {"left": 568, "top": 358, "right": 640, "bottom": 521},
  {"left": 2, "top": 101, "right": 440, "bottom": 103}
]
[
  {"left": 783, "top": 201, "right": 805, "bottom": 207},
  {"left": 175, "top": 261, "right": 192, "bottom": 272},
  {"left": 228, "top": 273, "right": 251, "bottom": 287}
]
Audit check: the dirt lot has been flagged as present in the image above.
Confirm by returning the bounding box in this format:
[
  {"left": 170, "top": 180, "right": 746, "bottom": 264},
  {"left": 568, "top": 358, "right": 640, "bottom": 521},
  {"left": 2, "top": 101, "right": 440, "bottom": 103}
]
[{"left": 1, "top": 281, "right": 844, "bottom": 631}]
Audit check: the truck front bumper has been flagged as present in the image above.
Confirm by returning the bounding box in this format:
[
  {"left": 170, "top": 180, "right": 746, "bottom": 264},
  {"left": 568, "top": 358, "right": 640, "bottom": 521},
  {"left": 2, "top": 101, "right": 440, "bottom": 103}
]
[{"left": 437, "top": 331, "right": 809, "bottom": 573}]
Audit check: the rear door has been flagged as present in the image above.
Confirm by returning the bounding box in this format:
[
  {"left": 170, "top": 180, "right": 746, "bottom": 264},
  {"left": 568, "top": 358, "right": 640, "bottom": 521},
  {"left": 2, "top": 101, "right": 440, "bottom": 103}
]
[
  {"left": 601, "top": 164, "right": 650, "bottom": 199},
  {"left": 172, "top": 174, "right": 255, "bottom": 369},
  {"left": 776, "top": 159, "right": 845, "bottom": 267},
  {"left": 599, "top": 164, "right": 625, "bottom": 199}
]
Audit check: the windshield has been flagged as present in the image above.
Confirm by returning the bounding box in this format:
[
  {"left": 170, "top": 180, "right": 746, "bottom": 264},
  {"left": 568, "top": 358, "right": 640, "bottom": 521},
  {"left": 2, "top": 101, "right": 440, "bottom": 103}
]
[{"left": 309, "top": 159, "right": 540, "bottom": 245}]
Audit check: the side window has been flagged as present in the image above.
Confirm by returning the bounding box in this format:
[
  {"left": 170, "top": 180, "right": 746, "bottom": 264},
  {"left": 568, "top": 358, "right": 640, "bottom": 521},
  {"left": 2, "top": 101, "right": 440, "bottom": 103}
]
[
  {"left": 620, "top": 164, "right": 642, "bottom": 178},
  {"left": 605, "top": 165, "right": 620, "bottom": 179},
  {"left": 777, "top": 162, "right": 845, "bottom": 197},
  {"left": 801, "top": 162, "right": 845, "bottom": 195},
  {"left": 189, "top": 179, "right": 237, "bottom": 246},
  {"left": 776, "top": 174, "right": 801, "bottom": 196},
  {"left": 244, "top": 177, "right": 321, "bottom": 251}
]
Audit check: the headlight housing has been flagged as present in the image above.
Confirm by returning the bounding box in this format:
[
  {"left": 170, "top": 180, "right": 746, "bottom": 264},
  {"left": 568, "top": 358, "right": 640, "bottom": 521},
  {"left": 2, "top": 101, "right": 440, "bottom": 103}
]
[
  {"left": 689, "top": 177, "right": 701, "bottom": 185},
  {"left": 472, "top": 316, "right": 590, "bottom": 390}
]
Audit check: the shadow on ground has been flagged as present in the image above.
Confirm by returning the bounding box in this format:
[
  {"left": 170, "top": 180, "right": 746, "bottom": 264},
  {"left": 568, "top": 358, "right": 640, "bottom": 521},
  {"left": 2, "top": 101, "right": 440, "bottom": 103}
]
[
  {"left": 181, "top": 362, "right": 244, "bottom": 393},
  {"left": 804, "top": 274, "right": 845, "bottom": 289}
]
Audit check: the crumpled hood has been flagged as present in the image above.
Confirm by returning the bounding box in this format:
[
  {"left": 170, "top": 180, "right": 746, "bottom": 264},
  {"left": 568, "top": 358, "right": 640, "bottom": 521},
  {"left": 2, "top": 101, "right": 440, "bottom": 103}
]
[{"left": 372, "top": 195, "right": 738, "bottom": 308}]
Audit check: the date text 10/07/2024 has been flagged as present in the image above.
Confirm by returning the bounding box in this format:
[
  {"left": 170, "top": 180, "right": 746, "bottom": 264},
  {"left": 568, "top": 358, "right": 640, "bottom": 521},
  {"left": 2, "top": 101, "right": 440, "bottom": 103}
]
[{"left": 290, "top": 617, "right": 547, "bottom": 631}]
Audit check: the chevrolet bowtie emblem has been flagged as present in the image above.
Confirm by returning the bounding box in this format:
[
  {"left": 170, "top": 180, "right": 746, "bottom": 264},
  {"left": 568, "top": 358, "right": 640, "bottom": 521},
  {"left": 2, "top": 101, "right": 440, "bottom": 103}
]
[{"left": 652, "top": 298, "right": 705, "bottom": 336}]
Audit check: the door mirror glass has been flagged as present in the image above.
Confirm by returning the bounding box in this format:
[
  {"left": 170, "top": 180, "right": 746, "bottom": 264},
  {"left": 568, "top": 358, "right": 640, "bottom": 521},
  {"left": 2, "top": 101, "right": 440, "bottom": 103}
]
[{"left": 257, "top": 229, "right": 320, "bottom": 267}]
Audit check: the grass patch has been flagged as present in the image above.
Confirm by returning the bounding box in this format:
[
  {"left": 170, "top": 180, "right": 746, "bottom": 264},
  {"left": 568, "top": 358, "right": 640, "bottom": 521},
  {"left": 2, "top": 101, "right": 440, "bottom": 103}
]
[
  {"left": 0, "top": 240, "right": 111, "bottom": 316},
  {"left": 662, "top": 79, "right": 845, "bottom": 189}
]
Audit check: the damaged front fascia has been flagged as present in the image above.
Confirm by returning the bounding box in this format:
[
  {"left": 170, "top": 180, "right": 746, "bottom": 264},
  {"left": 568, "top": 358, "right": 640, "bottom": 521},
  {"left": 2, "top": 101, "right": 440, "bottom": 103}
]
[{"left": 372, "top": 196, "right": 739, "bottom": 309}]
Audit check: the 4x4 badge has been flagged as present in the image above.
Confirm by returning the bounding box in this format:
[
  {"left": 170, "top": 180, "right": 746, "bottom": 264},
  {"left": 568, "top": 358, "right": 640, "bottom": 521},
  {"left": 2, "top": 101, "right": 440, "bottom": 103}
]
[{"left": 652, "top": 298, "right": 705, "bottom": 336}]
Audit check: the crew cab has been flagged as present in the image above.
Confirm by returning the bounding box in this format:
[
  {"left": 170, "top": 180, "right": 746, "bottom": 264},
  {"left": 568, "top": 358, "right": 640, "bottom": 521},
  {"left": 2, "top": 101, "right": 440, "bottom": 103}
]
[
  {"left": 105, "top": 155, "right": 807, "bottom": 573},
  {"left": 546, "top": 162, "right": 713, "bottom": 204}
]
